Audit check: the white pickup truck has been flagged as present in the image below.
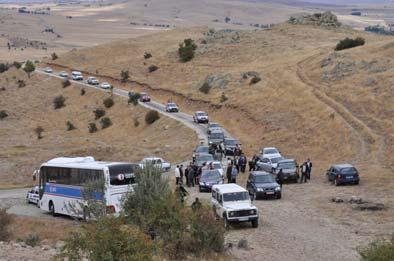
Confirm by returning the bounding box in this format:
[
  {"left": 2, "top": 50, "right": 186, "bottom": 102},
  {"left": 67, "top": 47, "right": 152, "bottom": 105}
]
[
  {"left": 139, "top": 157, "right": 171, "bottom": 172},
  {"left": 211, "top": 184, "right": 259, "bottom": 228}
]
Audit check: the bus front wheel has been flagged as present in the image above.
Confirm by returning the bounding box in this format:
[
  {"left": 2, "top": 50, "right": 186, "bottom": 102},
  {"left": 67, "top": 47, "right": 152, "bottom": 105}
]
[{"left": 49, "top": 201, "right": 56, "bottom": 217}]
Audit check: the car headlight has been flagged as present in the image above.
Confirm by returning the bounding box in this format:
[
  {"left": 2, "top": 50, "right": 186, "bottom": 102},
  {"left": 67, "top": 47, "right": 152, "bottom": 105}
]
[
  {"left": 199, "top": 182, "right": 205, "bottom": 186},
  {"left": 275, "top": 186, "right": 281, "bottom": 191},
  {"left": 257, "top": 188, "right": 263, "bottom": 192},
  {"left": 249, "top": 209, "right": 256, "bottom": 215},
  {"left": 228, "top": 211, "right": 235, "bottom": 217}
]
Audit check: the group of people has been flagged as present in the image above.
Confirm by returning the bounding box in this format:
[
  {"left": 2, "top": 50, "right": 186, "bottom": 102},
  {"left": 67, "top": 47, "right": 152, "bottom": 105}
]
[{"left": 174, "top": 161, "right": 218, "bottom": 187}]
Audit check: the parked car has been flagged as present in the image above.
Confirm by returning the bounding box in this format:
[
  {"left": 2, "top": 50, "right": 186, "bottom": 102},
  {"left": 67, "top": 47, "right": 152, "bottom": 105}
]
[
  {"left": 166, "top": 103, "right": 179, "bottom": 113},
  {"left": 326, "top": 164, "right": 360, "bottom": 186},
  {"left": 273, "top": 159, "right": 299, "bottom": 183},
  {"left": 140, "top": 157, "right": 171, "bottom": 172},
  {"left": 223, "top": 138, "right": 240, "bottom": 156},
  {"left": 100, "top": 82, "right": 112, "bottom": 89},
  {"left": 193, "top": 111, "right": 209, "bottom": 124},
  {"left": 58, "top": 71, "right": 68, "bottom": 78},
  {"left": 199, "top": 169, "right": 223, "bottom": 192},
  {"left": 208, "top": 129, "right": 225, "bottom": 145},
  {"left": 256, "top": 156, "right": 284, "bottom": 173},
  {"left": 195, "top": 153, "right": 214, "bottom": 167},
  {"left": 87, "top": 76, "right": 99, "bottom": 85},
  {"left": 207, "top": 122, "right": 221, "bottom": 135},
  {"left": 207, "top": 161, "right": 224, "bottom": 176},
  {"left": 139, "top": 92, "right": 151, "bottom": 102},
  {"left": 261, "top": 147, "right": 282, "bottom": 158},
  {"left": 43, "top": 67, "right": 53, "bottom": 73},
  {"left": 211, "top": 184, "right": 259, "bottom": 228},
  {"left": 193, "top": 145, "right": 210, "bottom": 159},
  {"left": 246, "top": 171, "right": 281, "bottom": 200},
  {"left": 26, "top": 186, "right": 40, "bottom": 205},
  {"left": 71, "top": 71, "right": 83, "bottom": 81}
]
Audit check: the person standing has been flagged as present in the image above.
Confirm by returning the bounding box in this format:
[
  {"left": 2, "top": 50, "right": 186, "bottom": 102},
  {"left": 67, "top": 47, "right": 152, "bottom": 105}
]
[
  {"left": 239, "top": 154, "right": 247, "bottom": 173},
  {"left": 226, "top": 162, "right": 232, "bottom": 183},
  {"left": 300, "top": 162, "right": 307, "bottom": 183},
  {"left": 185, "top": 165, "right": 189, "bottom": 187},
  {"left": 191, "top": 197, "right": 202, "bottom": 211},
  {"left": 179, "top": 165, "right": 184, "bottom": 184},
  {"left": 231, "top": 165, "right": 238, "bottom": 183},
  {"left": 276, "top": 169, "right": 284, "bottom": 189},
  {"left": 175, "top": 165, "right": 180, "bottom": 185},
  {"left": 188, "top": 165, "right": 195, "bottom": 187},
  {"left": 306, "top": 158, "right": 313, "bottom": 181}
]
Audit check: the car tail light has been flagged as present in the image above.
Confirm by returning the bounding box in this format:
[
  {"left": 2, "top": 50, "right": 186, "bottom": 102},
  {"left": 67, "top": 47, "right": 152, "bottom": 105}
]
[{"left": 106, "top": 205, "right": 116, "bottom": 214}]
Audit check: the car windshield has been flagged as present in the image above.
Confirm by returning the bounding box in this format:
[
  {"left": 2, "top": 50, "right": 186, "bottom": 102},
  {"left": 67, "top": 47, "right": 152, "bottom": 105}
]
[
  {"left": 209, "top": 123, "right": 220, "bottom": 128},
  {"left": 197, "top": 155, "right": 214, "bottom": 162},
  {"left": 255, "top": 175, "right": 275, "bottom": 183},
  {"left": 225, "top": 139, "right": 239, "bottom": 146},
  {"left": 213, "top": 163, "right": 222, "bottom": 169},
  {"left": 168, "top": 103, "right": 176, "bottom": 107},
  {"left": 210, "top": 132, "right": 224, "bottom": 139},
  {"left": 195, "top": 146, "right": 209, "bottom": 153},
  {"left": 223, "top": 192, "right": 250, "bottom": 202},
  {"left": 341, "top": 167, "right": 357, "bottom": 174},
  {"left": 271, "top": 157, "right": 283, "bottom": 164},
  {"left": 108, "top": 164, "right": 139, "bottom": 186},
  {"left": 264, "top": 148, "right": 278, "bottom": 154},
  {"left": 197, "top": 112, "right": 207, "bottom": 116},
  {"left": 278, "top": 161, "right": 296, "bottom": 169},
  {"left": 201, "top": 170, "right": 221, "bottom": 181}
]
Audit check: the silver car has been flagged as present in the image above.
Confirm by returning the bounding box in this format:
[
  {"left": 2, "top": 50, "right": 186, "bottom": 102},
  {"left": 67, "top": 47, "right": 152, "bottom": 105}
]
[{"left": 256, "top": 156, "right": 284, "bottom": 173}]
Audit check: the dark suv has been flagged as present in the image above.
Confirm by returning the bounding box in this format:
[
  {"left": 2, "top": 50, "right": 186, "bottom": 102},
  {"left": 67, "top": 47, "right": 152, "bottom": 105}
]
[
  {"left": 274, "top": 159, "right": 299, "bottom": 183},
  {"left": 223, "top": 138, "right": 240, "bottom": 156},
  {"left": 246, "top": 171, "right": 281, "bottom": 200},
  {"left": 326, "top": 164, "right": 360, "bottom": 186}
]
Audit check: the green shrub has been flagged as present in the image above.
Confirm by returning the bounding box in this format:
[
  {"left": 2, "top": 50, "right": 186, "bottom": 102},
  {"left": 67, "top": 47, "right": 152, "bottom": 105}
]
[
  {"left": 17, "top": 79, "right": 26, "bottom": 88},
  {"left": 145, "top": 110, "right": 160, "bottom": 124},
  {"left": 250, "top": 76, "right": 261, "bottom": 85},
  {"left": 80, "top": 88, "right": 86, "bottom": 96},
  {"left": 144, "top": 52, "right": 152, "bottom": 59},
  {"left": 34, "top": 126, "right": 44, "bottom": 139},
  {"left": 335, "top": 37, "right": 365, "bottom": 51},
  {"left": 88, "top": 123, "right": 98, "bottom": 133},
  {"left": 13, "top": 61, "right": 22, "bottom": 69},
  {"left": 0, "top": 208, "right": 13, "bottom": 241},
  {"left": 51, "top": 52, "right": 58, "bottom": 60},
  {"left": 133, "top": 117, "right": 140, "bottom": 127},
  {"left": 93, "top": 108, "right": 105, "bottom": 120},
  {"left": 58, "top": 217, "right": 155, "bottom": 261},
  {"left": 120, "top": 70, "right": 129, "bottom": 83},
  {"left": 62, "top": 79, "right": 71, "bottom": 88},
  {"left": 199, "top": 82, "right": 211, "bottom": 94},
  {"left": 358, "top": 235, "right": 394, "bottom": 261},
  {"left": 53, "top": 95, "right": 66, "bottom": 109},
  {"left": 178, "top": 38, "right": 197, "bottom": 62},
  {"left": 24, "top": 234, "right": 41, "bottom": 247},
  {"left": 66, "top": 121, "right": 76, "bottom": 131},
  {"left": 128, "top": 92, "right": 140, "bottom": 106},
  {"left": 148, "top": 65, "right": 159, "bottom": 72},
  {"left": 23, "top": 60, "right": 35, "bottom": 78},
  {"left": 0, "top": 63, "right": 9, "bottom": 73},
  {"left": 103, "top": 98, "right": 114, "bottom": 108},
  {"left": 100, "top": 117, "right": 112, "bottom": 129},
  {"left": 0, "top": 110, "right": 8, "bottom": 119},
  {"left": 220, "top": 92, "right": 228, "bottom": 103}
]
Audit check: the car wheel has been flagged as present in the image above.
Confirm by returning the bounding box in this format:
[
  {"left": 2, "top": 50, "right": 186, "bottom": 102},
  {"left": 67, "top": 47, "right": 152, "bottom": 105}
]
[
  {"left": 354, "top": 181, "right": 359, "bottom": 185},
  {"left": 49, "top": 201, "right": 56, "bottom": 217},
  {"left": 199, "top": 186, "right": 202, "bottom": 192},
  {"left": 276, "top": 194, "right": 282, "bottom": 199},
  {"left": 83, "top": 206, "right": 88, "bottom": 221},
  {"left": 251, "top": 219, "right": 258, "bottom": 228},
  {"left": 253, "top": 192, "right": 258, "bottom": 201},
  {"left": 334, "top": 179, "right": 339, "bottom": 186},
  {"left": 224, "top": 217, "right": 230, "bottom": 229}
]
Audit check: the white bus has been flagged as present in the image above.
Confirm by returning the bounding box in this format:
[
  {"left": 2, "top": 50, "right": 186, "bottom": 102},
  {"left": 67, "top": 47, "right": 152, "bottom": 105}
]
[{"left": 38, "top": 157, "right": 138, "bottom": 218}]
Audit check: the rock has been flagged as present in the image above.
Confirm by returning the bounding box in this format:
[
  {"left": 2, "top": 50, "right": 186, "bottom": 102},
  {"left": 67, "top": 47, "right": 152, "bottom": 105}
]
[
  {"left": 163, "top": 125, "right": 169, "bottom": 130},
  {"left": 331, "top": 197, "right": 344, "bottom": 203},
  {"left": 41, "top": 245, "right": 51, "bottom": 251},
  {"left": 237, "top": 239, "right": 248, "bottom": 249},
  {"left": 349, "top": 196, "right": 364, "bottom": 204},
  {"left": 224, "top": 242, "right": 233, "bottom": 250},
  {"left": 20, "top": 242, "right": 27, "bottom": 248},
  {"left": 289, "top": 12, "right": 341, "bottom": 28},
  {"left": 241, "top": 71, "right": 260, "bottom": 79},
  {"left": 354, "top": 203, "right": 385, "bottom": 211}
]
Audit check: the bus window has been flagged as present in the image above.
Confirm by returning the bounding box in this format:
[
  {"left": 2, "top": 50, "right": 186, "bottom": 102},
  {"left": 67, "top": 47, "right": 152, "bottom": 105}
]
[{"left": 108, "top": 164, "right": 138, "bottom": 186}]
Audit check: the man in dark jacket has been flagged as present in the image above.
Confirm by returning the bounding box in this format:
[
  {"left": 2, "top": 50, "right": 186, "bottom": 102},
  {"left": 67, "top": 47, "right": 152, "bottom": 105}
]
[
  {"left": 226, "top": 162, "right": 232, "bottom": 183},
  {"left": 300, "top": 162, "right": 307, "bottom": 183},
  {"left": 276, "top": 169, "right": 285, "bottom": 189},
  {"left": 306, "top": 158, "right": 313, "bottom": 180},
  {"left": 179, "top": 165, "right": 184, "bottom": 184}
]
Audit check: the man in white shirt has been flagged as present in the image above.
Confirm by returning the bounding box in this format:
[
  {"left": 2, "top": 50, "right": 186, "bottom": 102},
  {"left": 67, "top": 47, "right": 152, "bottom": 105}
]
[{"left": 175, "top": 165, "right": 180, "bottom": 185}]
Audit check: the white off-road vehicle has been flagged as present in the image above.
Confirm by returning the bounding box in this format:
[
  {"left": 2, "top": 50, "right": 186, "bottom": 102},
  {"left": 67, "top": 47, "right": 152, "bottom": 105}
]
[{"left": 211, "top": 184, "right": 259, "bottom": 228}]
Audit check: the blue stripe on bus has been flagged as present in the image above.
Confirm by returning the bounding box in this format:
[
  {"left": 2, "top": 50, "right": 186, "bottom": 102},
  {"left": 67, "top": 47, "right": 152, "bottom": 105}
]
[{"left": 44, "top": 183, "right": 103, "bottom": 200}]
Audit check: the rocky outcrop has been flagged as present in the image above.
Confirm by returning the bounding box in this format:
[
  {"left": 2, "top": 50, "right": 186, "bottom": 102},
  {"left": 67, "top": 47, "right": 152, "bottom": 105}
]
[{"left": 288, "top": 12, "right": 341, "bottom": 28}]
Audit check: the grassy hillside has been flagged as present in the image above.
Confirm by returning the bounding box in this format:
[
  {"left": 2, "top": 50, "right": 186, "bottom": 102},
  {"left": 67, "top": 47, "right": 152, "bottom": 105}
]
[{"left": 0, "top": 68, "right": 197, "bottom": 188}]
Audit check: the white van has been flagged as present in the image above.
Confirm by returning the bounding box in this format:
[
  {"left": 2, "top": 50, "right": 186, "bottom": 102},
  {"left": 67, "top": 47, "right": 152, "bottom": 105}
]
[
  {"left": 71, "top": 71, "right": 83, "bottom": 81},
  {"left": 211, "top": 184, "right": 259, "bottom": 228}
]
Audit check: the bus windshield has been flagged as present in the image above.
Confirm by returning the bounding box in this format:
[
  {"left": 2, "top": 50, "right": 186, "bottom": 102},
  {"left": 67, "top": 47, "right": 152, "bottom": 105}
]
[{"left": 108, "top": 164, "right": 139, "bottom": 186}]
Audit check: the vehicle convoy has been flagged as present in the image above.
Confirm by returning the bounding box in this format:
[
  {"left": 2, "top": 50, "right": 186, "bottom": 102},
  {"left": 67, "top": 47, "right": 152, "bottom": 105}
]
[
  {"left": 71, "top": 71, "right": 83, "bottom": 81},
  {"left": 139, "top": 92, "right": 151, "bottom": 102},
  {"left": 193, "top": 111, "right": 209, "bottom": 124},
  {"left": 246, "top": 171, "right": 281, "bottom": 199},
  {"left": 261, "top": 147, "right": 282, "bottom": 158},
  {"left": 166, "top": 102, "right": 179, "bottom": 113},
  {"left": 273, "top": 159, "right": 299, "bottom": 182},
  {"left": 26, "top": 186, "right": 40, "bottom": 205},
  {"left": 211, "top": 184, "right": 259, "bottom": 228},
  {"left": 223, "top": 138, "right": 240, "bottom": 156},
  {"left": 207, "top": 122, "right": 221, "bottom": 135},
  {"left": 38, "top": 157, "right": 138, "bottom": 218},
  {"left": 100, "top": 82, "right": 112, "bottom": 89},
  {"left": 199, "top": 169, "right": 223, "bottom": 192},
  {"left": 192, "top": 145, "right": 210, "bottom": 159},
  {"left": 58, "top": 71, "right": 68, "bottom": 78},
  {"left": 87, "top": 76, "right": 99, "bottom": 85},
  {"left": 195, "top": 153, "right": 214, "bottom": 167},
  {"left": 326, "top": 164, "right": 360, "bottom": 186},
  {"left": 256, "top": 156, "right": 284, "bottom": 173},
  {"left": 208, "top": 130, "right": 225, "bottom": 145},
  {"left": 140, "top": 157, "right": 171, "bottom": 172}
]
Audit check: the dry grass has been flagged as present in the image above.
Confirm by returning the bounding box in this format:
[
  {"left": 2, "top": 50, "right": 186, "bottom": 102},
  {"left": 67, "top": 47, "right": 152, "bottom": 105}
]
[{"left": 0, "top": 68, "right": 197, "bottom": 187}]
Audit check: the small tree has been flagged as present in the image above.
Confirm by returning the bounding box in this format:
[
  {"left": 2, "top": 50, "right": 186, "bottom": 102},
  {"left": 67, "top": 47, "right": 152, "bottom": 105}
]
[
  {"left": 88, "top": 123, "right": 98, "bottom": 133},
  {"left": 250, "top": 76, "right": 261, "bottom": 85},
  {"left": 80, "top": 88, "right": 86, "bottom": 96},
  {"left": 51, "top": 52, "right": 58, "bottom": 60},
  {"left": 0, "top": 63, "right": 9, "bottom": 73},
  {"left": 178, "top": 39, "right": 197, "bottom": 62},
  {"left": 128, "top": 92, "right": 140, "bottom": 106},
  {"left": 199, "top": 82, "right": 211, "bottom": 94},
  {"left": 0, "top": 110, "right": 8, "bottom": 119},
  {"left": 103, "top": 98, "right": 114, "bottom": 108},
  {"left": 220, "top": 92, "right": 228, "bottom": 103},
  {"left": 144, "top": 52, "right": 152, "bottom": 59},
  {"left": 62, "top": 79, "right": 71, "bottom": 88},
  {"left": 66, "top": 121, "right": 76, "bottom": 131},
  {"left": 17, "top": 79, "right": 26, "bottom": 88},
  {"left": 133, "top": 117, "right": 140, "bottom": 127},
  {"left": 53, "top": 95, "right": 66, "bottom": 109},
  {"left": 148, "top": 65, "right": 159, "bottom": 72},
  {"left": 34, "top": 126, "right": 44, "bottom": 139},
  {"left": 358, "top": 235, "right": 394, "bottom": 261},
  {"left": 100, "top": 117, "right": 112, "bottom": 129},
  {"left": 335, "top": 37, "right": 365, "bottom": 51},
  {"left": 120, "top": 70, "right": 129, "bottom": 83},
  {"left": 13, "top": 61, "right": 22, "bottom": 69},
  {"left": 23, "top": 60, "right": 35, "bottom": 78},
  {"left": 93, "top": 108, "right": 106, "bottom": 120},
  {"left": 145, "top": 110, "right": 160, "bottom": 124}
]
